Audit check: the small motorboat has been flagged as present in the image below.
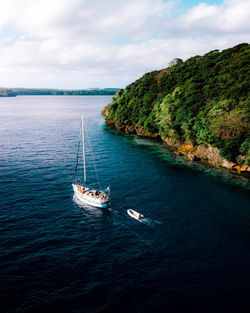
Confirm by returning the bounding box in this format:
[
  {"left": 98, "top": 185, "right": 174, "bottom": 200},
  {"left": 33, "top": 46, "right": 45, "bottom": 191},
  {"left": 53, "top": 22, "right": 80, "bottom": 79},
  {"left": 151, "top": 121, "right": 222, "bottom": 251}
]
[{"left": 127, "top": 209, "right": 144, "bottom": 220}]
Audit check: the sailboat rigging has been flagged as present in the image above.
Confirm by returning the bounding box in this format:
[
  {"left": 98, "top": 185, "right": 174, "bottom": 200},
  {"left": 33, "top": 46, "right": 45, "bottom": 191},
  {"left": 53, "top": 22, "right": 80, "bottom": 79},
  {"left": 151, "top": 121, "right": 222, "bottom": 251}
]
[{"left": 72, "top": 115, "right": 110, "bottom": 208}]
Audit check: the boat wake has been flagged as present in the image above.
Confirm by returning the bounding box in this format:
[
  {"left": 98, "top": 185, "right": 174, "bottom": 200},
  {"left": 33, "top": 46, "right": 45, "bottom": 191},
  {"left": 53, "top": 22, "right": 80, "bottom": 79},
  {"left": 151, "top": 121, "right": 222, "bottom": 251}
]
[
  {"left": 138, "top": 217, "right": 162, "bottom": 227},
  {"left": 115, "top": 206, "right": 161, "bottom": 227},
  {"left": 73, "top": 197, "right": 161, "bottom": 227}
]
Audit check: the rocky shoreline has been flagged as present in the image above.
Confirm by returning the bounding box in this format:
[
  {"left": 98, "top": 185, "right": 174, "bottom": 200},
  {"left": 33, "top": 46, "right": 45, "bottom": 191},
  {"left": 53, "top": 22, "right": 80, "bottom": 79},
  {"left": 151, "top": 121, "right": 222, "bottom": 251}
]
[{"left": 105, "top": 118, "right": 250, "bottom": 174}]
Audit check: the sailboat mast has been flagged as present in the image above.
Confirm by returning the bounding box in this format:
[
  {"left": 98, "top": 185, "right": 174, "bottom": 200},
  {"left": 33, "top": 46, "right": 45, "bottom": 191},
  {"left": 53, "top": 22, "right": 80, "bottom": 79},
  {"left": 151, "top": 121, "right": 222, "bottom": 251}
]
[{"left": 82, "top": 115, "right": 86, "bottom": 183}]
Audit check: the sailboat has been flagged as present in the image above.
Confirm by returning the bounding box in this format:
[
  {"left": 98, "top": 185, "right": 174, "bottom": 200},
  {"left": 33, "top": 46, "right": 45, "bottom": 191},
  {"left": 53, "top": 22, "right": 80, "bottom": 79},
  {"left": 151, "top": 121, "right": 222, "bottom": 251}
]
[{"left": 72, "top": 115, "right": 111, "bottom": 208}]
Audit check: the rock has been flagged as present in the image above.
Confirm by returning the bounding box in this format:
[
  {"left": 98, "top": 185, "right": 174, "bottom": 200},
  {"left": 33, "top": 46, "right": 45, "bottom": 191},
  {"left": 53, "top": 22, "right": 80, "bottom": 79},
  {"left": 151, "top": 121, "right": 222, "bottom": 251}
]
[
  {"left": 161, "top": 137, "right": 179, "bottom": 149},
  {"left": 161, "top": 140, "right": 242, "bottom": 171},
  {"left": 105, "top": 118, "right": 115, "bottom": 126},
  {"left": 114, "top": 121, "right": 125, "bottom": 131},
  {"left": 187, "top": 151, "right": 197, "bottom": 161},
  {"left": 136, "top": 127, "right": 159, "bottom": 138},
  {"left": 233, "top": 164, "right": 249, "bottom": 173},
  {"left": 125, "top": 124, "right": 136, "bottom": 134},
  {"left": 105, "top": 119, "right": 250, "bottom": 174}
]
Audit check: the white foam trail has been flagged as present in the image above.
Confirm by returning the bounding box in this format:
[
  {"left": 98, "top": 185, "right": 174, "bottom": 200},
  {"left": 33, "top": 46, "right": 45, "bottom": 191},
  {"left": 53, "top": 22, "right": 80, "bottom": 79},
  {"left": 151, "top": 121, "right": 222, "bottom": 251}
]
[
  {"left": 114, "top": 206, "right": 162, "bottom": 227},
  {"left": 139, "top": 217, "right": 162, "bottom": 227}
]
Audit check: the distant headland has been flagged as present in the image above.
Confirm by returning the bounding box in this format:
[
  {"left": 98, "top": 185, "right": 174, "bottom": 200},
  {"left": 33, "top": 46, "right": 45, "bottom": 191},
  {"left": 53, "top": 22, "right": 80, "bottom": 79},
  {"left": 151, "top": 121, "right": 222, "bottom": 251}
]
[
  {"left": 102, "top": 43, "right": 250, "bottom": 174},
  {"left": 0, "top": 88, "right": 120, "bottom": 97}
]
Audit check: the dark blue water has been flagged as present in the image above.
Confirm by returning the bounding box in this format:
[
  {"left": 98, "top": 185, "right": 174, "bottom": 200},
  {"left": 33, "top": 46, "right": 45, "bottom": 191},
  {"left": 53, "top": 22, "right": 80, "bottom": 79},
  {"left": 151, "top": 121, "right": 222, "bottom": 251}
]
[{"left": 1, "top": 96, "right": 250, "bottom": 313}]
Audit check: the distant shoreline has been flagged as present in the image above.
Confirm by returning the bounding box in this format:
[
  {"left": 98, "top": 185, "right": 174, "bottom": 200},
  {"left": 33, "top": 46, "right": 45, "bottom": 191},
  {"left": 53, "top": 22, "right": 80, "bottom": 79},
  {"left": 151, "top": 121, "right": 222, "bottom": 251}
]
[
  {"left": 0, "top": 88, "right": 120, "bottom": 97},
  {"left": 15, "top": 94, "right": 115, "bottom": 96}
]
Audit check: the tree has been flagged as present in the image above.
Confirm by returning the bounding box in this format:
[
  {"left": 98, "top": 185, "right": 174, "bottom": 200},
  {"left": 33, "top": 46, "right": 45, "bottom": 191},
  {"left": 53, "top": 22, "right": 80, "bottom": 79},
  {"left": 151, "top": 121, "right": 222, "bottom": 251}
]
[{"left": 168, "top": 58, "right": 183, "bottom": 67}]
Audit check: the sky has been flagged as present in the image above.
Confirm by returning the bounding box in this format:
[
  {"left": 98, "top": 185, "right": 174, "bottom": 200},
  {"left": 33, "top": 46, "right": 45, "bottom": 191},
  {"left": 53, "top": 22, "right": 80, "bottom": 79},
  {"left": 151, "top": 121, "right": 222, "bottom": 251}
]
[{"left": 0, "top": 0, "right": 249, "bottom": 89}]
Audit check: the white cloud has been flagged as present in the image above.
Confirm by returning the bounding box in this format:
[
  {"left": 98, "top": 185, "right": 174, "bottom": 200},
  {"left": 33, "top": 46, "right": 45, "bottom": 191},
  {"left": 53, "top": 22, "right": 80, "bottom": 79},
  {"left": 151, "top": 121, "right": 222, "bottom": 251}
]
[{"left": 0, "top": 0, "right": 249, "bottom": 88}]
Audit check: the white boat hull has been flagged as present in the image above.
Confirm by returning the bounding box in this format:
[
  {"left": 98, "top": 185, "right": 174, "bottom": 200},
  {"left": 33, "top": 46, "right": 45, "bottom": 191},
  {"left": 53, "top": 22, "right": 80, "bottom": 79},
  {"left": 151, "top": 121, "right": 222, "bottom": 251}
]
[
  {"left": 127, "top": 209, "right": 143, "bottom": 220},
  {"left": 72, "top": 184, "right": 110, "bottom": 209}
]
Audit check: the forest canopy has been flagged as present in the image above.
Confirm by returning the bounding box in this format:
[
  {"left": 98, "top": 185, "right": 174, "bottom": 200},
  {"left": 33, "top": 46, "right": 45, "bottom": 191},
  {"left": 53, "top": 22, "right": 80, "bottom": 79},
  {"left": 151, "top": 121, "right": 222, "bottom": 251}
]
[{"left": 103, "top": 43, "right": 250, "bottom": 165}]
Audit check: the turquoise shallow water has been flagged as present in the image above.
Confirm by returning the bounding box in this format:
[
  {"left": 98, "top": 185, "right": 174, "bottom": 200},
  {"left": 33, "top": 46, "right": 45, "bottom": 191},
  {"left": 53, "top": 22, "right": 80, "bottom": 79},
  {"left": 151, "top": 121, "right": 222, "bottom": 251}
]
[{"left": 0, "top": 96, "right": 250, "bottom": 313}]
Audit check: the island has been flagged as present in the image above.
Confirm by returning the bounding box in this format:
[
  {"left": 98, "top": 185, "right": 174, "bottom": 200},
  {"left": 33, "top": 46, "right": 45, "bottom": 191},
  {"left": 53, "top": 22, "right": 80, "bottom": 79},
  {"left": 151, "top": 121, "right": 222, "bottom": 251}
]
[{"left": 102, "top": 43, "right": 250, "bottom": 173}]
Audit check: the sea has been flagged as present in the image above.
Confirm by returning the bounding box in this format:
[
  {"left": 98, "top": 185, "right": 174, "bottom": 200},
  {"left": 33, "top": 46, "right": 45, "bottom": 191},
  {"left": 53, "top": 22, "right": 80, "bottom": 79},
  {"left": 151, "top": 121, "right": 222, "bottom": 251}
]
[{"left": 0, "top": 96, "right": 250, "bottom": 313}]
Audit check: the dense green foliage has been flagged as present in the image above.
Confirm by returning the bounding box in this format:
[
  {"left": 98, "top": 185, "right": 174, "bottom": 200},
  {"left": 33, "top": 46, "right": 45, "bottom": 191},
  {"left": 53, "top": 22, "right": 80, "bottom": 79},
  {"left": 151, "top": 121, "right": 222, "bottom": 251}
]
[
  {"left": 0, "top": 88, "right": 119, "bottom": 96},
  {"left": 104, "top": 43, "right": 250, "bottom": 164},
  {"left": 0, "top": 89, "right": 16, "bottom": 97}
]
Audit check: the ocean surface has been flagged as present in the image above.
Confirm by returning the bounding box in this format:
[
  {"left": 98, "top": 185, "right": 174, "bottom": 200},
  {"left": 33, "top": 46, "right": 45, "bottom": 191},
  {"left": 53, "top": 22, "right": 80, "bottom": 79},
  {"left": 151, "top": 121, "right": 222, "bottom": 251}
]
[{"left": 0, "top": 96, "right": 250, "bottom": 313}]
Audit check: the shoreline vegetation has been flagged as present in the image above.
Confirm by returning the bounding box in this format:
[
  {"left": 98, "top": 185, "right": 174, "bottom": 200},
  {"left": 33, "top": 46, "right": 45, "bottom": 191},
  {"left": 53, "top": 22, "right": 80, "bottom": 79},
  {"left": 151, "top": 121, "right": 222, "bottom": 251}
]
[
  {"left": 102, "top": 43, "right": 250, "bottom": 174},
  {"left": 0, "top": 88, "right": 119, "bottom": 97},
  {"left": 0, "top": 89, "right": 17, "bottom": 97}
]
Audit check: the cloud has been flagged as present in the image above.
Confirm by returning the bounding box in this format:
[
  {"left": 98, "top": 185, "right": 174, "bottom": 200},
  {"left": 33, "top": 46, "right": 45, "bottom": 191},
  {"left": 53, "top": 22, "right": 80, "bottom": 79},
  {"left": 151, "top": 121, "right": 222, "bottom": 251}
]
[{"left": 0, "top": 0, "right": 249, "bottom": 88}]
